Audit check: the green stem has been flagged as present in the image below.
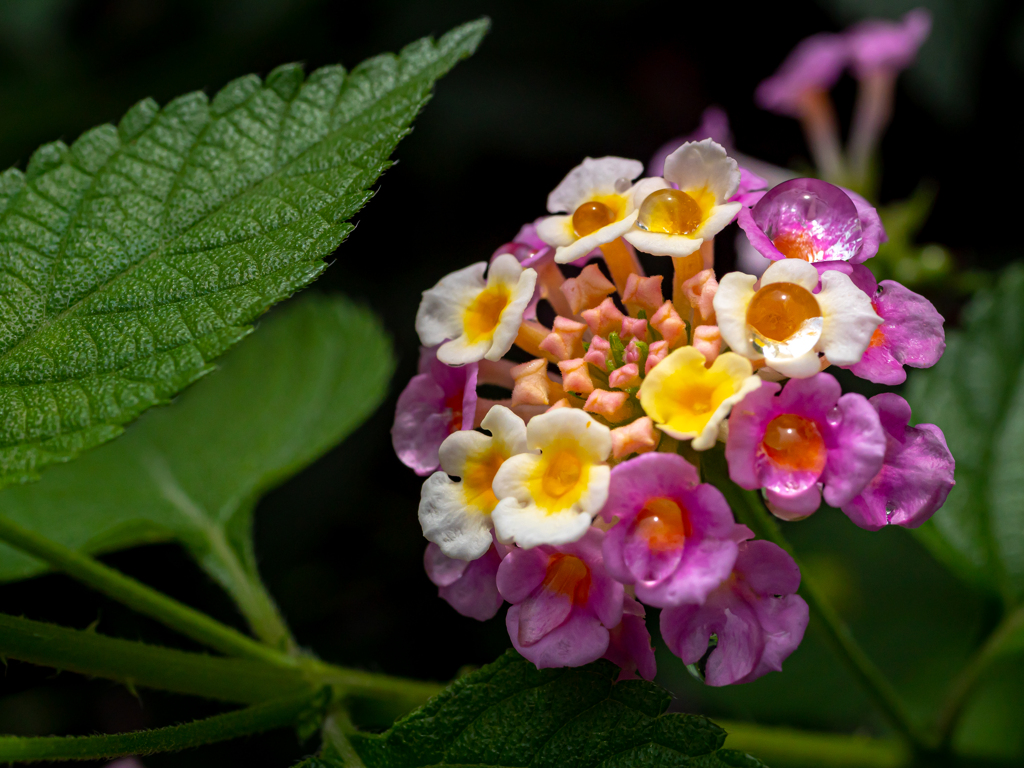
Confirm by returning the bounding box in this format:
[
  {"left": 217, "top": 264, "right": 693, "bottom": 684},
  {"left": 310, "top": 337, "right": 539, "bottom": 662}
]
[
  {"left": 717, "top": 719, "right": 912, "bottom": 768},
  {"left": 702, "top": 450, "right": 931, "bottom": 750},
  {"left": 322, "top": 709, "right": 367, "bottom": 768},
  {"left": 197, "top": 523, "right": 298, "bottom": 654},
  {"left": 0, "top": 612, "right": 442, "bottom": 717},
  {"left": 0, "top": 514, "right": 296, "bottom": 667},
  {"left": 0, "top": 612, "right": 311, "bottom": 704},
  {"left": 935, "top": 602, "right": 1024, "bottom": 748},
  {"left": 0, "top": 691, "right": 323, "bottom": 762}
]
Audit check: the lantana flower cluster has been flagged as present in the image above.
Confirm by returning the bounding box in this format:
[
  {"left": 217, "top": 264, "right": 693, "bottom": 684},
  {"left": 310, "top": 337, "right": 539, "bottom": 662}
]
[{"left": 393, "top": 13, "right": 954, "bottom": 686}]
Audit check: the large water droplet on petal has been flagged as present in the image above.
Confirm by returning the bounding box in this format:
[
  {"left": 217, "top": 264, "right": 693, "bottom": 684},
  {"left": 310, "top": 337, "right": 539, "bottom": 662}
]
[{"left": 753, "top": 179, "right": 863, "bottom": 263}]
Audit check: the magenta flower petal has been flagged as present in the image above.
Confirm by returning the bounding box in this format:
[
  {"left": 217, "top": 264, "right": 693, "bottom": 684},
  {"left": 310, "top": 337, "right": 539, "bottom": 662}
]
[
  {"left": 847, "top": 280, "right": 946, "bottom": 385},
  {"left": 727, "top": 374, "right": 885, "bottom": 518},
  {"left": 425, "top": 543, "right": 505, "bottom": 621},
  {"left": 841, "top": 394, "right": 955, "bottom": 531},
  {"left": 497, "top": 529, "right": 625, "bottom": 670},
  {"left": 603, "top": 595, "right": 657, "bottom": 681},
  {"left": 848, "top": 9, "right": 931, "bottom": 78},
  {"left": 507, "top": 606, "right": 609, "bottom": 669},
  {"left": 601, "top": 453, "right": 741, "bottom": 608},
  {"left": 844, "top": 187, "right": 887, "bottom": 258},
  {"left": 661, "top": 541, "right": 808, "bottom": 686},
  {"left": 755, "top": 33, "right": 850, "bottom": 117},
  {"left": 392, "top": 349, "right": 478, "bottom": 476},
  {"left": 821, "top": 392, "right": 890, "bottom": 508}
]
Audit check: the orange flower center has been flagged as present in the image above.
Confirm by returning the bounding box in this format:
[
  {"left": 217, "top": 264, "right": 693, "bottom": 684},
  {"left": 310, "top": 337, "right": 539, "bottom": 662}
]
[
  {"left": 635, "top": 497, "right": 691, "bottom": 551},
  {"left": 746, "top": 282, "right": 822, "bottom": 342},
  {"left": 542, "top": 553, "right": 591, "bottom": 604},
  {"left": 762, "top": 413, "right": 826, "bottom": 473}
]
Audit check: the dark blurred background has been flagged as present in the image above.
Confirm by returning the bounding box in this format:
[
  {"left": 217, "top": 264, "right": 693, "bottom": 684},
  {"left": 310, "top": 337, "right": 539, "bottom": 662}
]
[{"left": 1, "top": 0, "right": 1023, "bottom": 765}]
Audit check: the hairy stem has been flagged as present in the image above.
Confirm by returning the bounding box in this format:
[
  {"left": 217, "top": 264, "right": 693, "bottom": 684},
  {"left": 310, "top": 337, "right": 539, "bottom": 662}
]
[
  {"left": 935, "top": 601, "right": 1024, "bottom": 748},
  {"left": 702, "top": 450, "right": 931, "bottom": 750},
  {"left": 0, "top": 691, "right": 323, "bottom": 762},
  {"left": 322, "top": 709, "right": 367, "bottom": 768},
  {"left": 0, "top": 515, "right": 296, "bottom": 667}
]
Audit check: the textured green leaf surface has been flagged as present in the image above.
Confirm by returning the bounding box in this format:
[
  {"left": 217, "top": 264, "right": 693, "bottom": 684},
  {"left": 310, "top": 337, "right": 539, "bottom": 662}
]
[
  {"left": 0, "top": 18, "right": 485, "bottom": 488},
  {"left": 338, "top": 650, "right": 765, "bottom": 768},
  {"left": 907, "top": 264, "right": 1024, "bottom": 602},
  {"left": 0, "top": 293, "right": 393, "bottom": 622}
]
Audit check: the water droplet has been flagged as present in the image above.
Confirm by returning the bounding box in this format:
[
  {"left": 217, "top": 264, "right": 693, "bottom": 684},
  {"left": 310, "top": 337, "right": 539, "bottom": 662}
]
[
  {"left": 885, "top": 502, "right": 897, "bottom": 520},
  {"left": 827, "top": 406, "right": 843, "bottom": 427},
  {"left": 752, "top": 179, "right": 863, "bottom": 262},
  {"left": 614, "top": 177, "right": 632, "bottom": 194}
]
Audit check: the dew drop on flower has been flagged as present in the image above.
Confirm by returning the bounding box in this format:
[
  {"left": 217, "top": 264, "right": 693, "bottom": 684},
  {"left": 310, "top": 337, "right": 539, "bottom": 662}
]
[
  {"left": 746, "top": 282, "right": 822, "bottom": 342},
  {"left": 572, "top": 200, "right": 616, "bottom": 237},
  {"left": 752, "top": 179, "right": 863, "bottom": 262},
  {"left": 634, "top": 497, "right": 692, "bottom": 552},
  {"left": 827, "top": 406, "right": 843, "bottom": 426},
  {"left": 614, "top": 177, "right": 632, "bottom": 194},
  {"left": 762, "top": 414, "right": 826, "bottom": 473},
  {"left": 637, "top": 188, "right": 702, "bottom": 235}
]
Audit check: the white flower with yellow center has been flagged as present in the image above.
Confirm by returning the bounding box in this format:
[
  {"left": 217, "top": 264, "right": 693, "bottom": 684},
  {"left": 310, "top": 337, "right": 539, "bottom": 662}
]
[
  {"left": 491, "top": 408, "right": 612, "bottom": 549},
  {"left": 419, "top": 406, "right": 528, "bottom": 560},
  {"left": 624, "top": 139, "right": 742, "bottom": 258},
  {"left": 638, "top": 347, "right": 761, "bottom": 450},
  {"left": 415, "top": 254, "right": 537, "bottom": 366},
  {"left": 536, "top": 156, "right": 644, "bottom": 265},
  {"left": 714, "top": 259, "right": 882, "bottom": 378}
]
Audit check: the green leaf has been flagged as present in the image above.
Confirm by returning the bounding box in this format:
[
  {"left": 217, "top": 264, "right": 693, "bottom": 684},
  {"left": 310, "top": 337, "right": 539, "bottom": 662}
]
[
  {"left": 341, "top": 650, "right": 766, "bottom": 768},
  {"left": 906, "top": 263, "right": 1024, "bottom": 602},
  {"left": 0, "top": 292, "right": 394, "bottom": 644},
  {"left": 0, "top": 18, "right": 487, "bottom": 489},
  {"left": 0, "top": 691, "right": 325, "bottom": 763}
]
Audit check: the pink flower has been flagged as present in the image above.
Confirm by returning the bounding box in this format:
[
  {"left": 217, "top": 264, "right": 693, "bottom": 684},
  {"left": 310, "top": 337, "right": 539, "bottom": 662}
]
[
  {"left": 841, "top": 394, "right": 954, "bottom": 531},
  {"left": 601, "top": 453, "right": 746, "bottom": 607},
  {"left": 726, "top": 373, "right": 886, "bottom": 519},
  {"left": 755, "top": 33, "right": 850, "bottom": 118},
  {"left": 497, "top": 528, "right": 624, "bottom": 669},
  {"left": 661, "top": 540, "right": 809, "bottom": 686},
  {"left": 841, "top": 270, "right": 945, "bottom": 385},
  {"left": 392, "top": 347, "right": 477, "bottom": 476},
  {"left": 737, "top": 179, "right": 885, "bottom": 264},
  {"left": 848, "top": 9, "right": 931, "bottom": 78},
  {"left": 603, "top": 595, "right": 657, "bottom": 681},
  {"left": 424, "top": 541, "right": 505, "bottom": 621}
]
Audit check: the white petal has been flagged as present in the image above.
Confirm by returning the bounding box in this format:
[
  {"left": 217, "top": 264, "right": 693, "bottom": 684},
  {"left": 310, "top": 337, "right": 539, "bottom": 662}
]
[
  {"left": 713, "top": 272, "right": 759, "bottom": 358},
  {"left": 760, "top": 259, "right": 819, "bottom": 291},
  {"left": 553, "top": 211, "right": 638, "bottom": 264},
  {"left": 765, "top": 350, "right": 823, "bottom": 378},
  {"left": 480, "top": 404, "right": 529, "bottom": 456},
  {"left": 692, "top": 202, "right": 742, "bottom": 240},
  {"left": 438, "top": 335, "right": 492, "bottom": 366},
  {"left": 526, "top": 408, "right": 611, "bottom": 463},
  {"left": 415, "top": 262, "right": 487, "bottom": 347},
  {"left": 487, "top": 252, "right": 525, "bottom": 286},
  {"left": 623, "top": 228, "right": 703, "bottom": 258},
  {"left": 418, "top": 472, "right": 494, "bottom": 560},
  {"left": 438, "top": 429, "right": 493, "bottom": 476},
  {"left": 547, "top": 156, "right": 644, "bottom": 213},
  {"left": 663, "top": 139, "right": 740, "bottom": 203},
  {"left": 492, "top": 498, "right": 594, "bottom": 549},
  {"left": 486, "top": 267, "right": 537, "bottom": 361},
  {"left": 536, "top": 215, "right": 575, "bottom": 247},
  {"left": 816, "top": 270, "right": 883, "bottom": 366}
]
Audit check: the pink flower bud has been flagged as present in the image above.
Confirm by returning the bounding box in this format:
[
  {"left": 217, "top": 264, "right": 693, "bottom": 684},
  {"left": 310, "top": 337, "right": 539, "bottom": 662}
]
[
  {"left": 610, "top": 417, "right": 658, "bottom": 460},
  {"left": 650, "top": 301, "right": 686, "bottom": 348},
  {"left": 584, "top": 389, "right": 631, "bottom": 422},
  {"left": 557, "top": 357, "right": 595, "bottom": 395},
  {"left": 693, "top": 325, "right": 722, "bottom": 365},
  {"left": 561, "top": 263, "right": 616, "bottom": 314},
  {"left": 582, "top": 297, "right": 626, "bottom": 337},
  {"left": 622, "top": 274, "right": 665, "bottom": 317},
  {"left": 510, "top": 358, "right": 551, "bottom": 406},
  {"left": 538, "top": 316, "right": 588, "bottom": 360}
]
